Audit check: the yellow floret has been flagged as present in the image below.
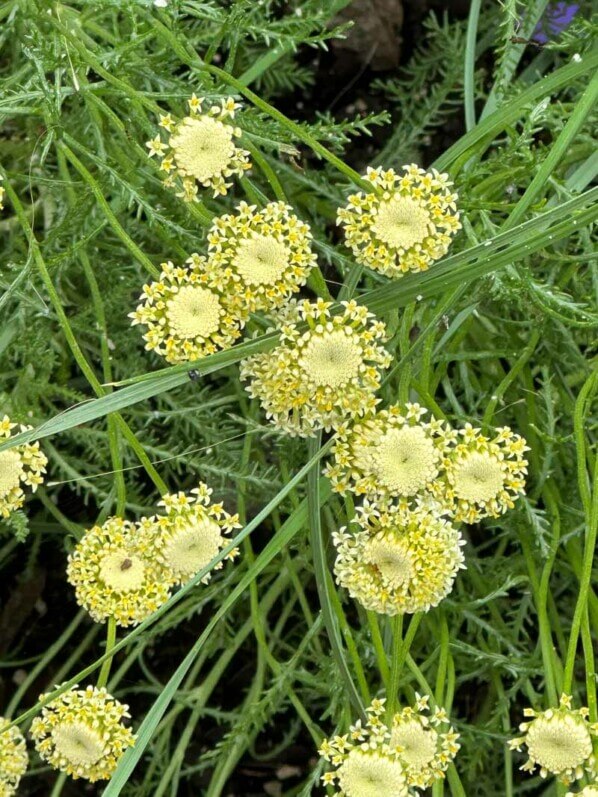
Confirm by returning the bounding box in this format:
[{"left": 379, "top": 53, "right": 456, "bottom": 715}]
[
  {"left": 206, "top": 200, "right": 317, "bottom": 312},
  {"left": 509, "top": 695, "right": 598, "bottom": 785},
  {"left": 129, "top": 256, "right": 249, "bottom": 364},
  {"left": 0, "top": 415, "right": 47, "bottom": 518},
  {"left": 0, "top": 718, "right": 28, "bottom": 796},
  {"left": 146, "top": 95, "right": 251, "bottom": 199},
  {"left": 337, "top": 165, "right": 460, "bottom": 278},
  {"left": 240, "top": 299, "right": 392, "bottom": 437},
  {"left": 30, "top": 686, "right": 135, "bottom": 782},
  {"left": 67, "top": 516, "right": 171, "bottom": 627},
  {"left": 333, "top": 502, "right": 465, "bottom": 615}
]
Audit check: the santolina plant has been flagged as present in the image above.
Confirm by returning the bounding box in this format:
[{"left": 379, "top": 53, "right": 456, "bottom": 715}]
[{"left": 0, "top": 2, "right": 596, "bottom": 796}]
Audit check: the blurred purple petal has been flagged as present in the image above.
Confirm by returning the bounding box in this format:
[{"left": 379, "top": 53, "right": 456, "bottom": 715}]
[{"left": 532, "top": 2, "right": 579, "bottom": 43}]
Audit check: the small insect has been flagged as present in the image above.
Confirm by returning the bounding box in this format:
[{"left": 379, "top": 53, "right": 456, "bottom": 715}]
[
  {"left": 188, "top": 369, "right": 200, "bottom": 381},
  {"left": 120, "top": 558, "right": 133, "bottom": 571},
  {"left": 510, "top": 36, "right": 545, "bottom": 47}
]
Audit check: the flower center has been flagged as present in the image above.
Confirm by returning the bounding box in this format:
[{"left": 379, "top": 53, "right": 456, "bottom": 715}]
[
  {"left": 365, "top": 537, "right": 413, "bottom": 589},
  {"left": 52, "top": 721, "right": 106, "bottom": 766},
  {"left": 170, "top": 117, "right": 235, "bottom": 182},
  {"left": 372, "top": 196, "right": 432, "bottom": 250},
  {"left": 300, "top": 330, "right": 362, "bottom": 388},
  {"left": 526, "top": 715, "right": 593, "bottom": 773},
  {"left": 452, "top": 452, "right": 505, "bottom": 503},
  {"left": 372, "top": 426, "right": 438, "bottom": 495},
  {"left": 391, "top": 720, "right": 438, "bottom": 770},
  {"left": 99, "top": 549, "right": 146, "bottom": 593},
  {"left": 166, "top": 286, "right": 222, "bottom": 340},
  {"left": 163, "top": 519, "right": 222, "bottom": 579},
  {"left": 0, "top": 449, "right": 24, "bottom": 497},
  {"left": 232, "top": 234, "right": 291, "bottom": 285},
  {"left": 337, "top": 749, "right": 406, "bottom": 797}
]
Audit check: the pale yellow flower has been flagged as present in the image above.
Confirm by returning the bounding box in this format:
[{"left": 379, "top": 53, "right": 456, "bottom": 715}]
[
  {"left": 509, "top": 695, "right": 598, "bottom": 785},
  {"left": 566, "top": 786, "right": 598, "bottom": 797},
  {"left": 337, "top": 165, "right": 460, "bottom": 278},
  {"left": 389, "top": 695, "right": 460, "bottom": 789},
  {"left": 435, "top": 423, "right": 529, "bottom": 523},
  {"left": 129, "top": 257, "right": 249, "bottom": 364},
  {"left": 0, "top": 415, "right": 47, "bottom": 518},
  {"left": 147, "top": 95, "right": 251, "bottom": 199},
  {"left": 333, "top": 502, "right": 465, "bottom": 615},
  {"left": 325, "top": 403, "right": 454, "bottom": 505},
  {"left": 67, "top": 516, "right": 171, "bottom": 627},
  {"left": 0, "top": 718, "right": 28, "bottom": 797},
  {"left": 240, "top": 299, "right": 392, "bottom": 437},
  {"left": 30, "top": 686, "right": 135, "bottom": 782},
  {"left": 319, "top": 699, "right": 408, "bottom": 796},
  {"left": 137, "top": 481, "right": 241, "bottom": 586},
  {"left": 206, "top": 201, "right": 317, "bottom": 312}
]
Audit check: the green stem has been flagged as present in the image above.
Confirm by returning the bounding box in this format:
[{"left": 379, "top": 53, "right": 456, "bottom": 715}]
[
  {"left": 387, "top": 615, "right": 404, "bottom": 718},
  {"left": 463, "top": 0, "right": 482, "bottom": 132},
  {"left": 367, "top": 611, "right": 390, "bottom": 686},
  {"left": 97, "top": 617, "right": 117, "bottom": 689},
  {"left": 563, "top": 373, "right": 598, "bottom": 693},
  {"left": 307, "top": 434, "right": 365, "bottom": 718}
]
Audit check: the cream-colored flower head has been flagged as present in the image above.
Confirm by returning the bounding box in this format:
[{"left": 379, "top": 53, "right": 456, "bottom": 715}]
[
  {"left": 567, "top": 786, "right": 598, "bottom": 797},
  {"left": 436, "top": 423, "right": 529, "bottom": 523},
  {"left": 0, "top": 718, "right": 28, "bottom": 796},
  {"left": 146, "top": 95, "right": 251, "bottom": 199},
  {"left": 30, "top": 685, "right": 135, "bottom": 782},
  {"left": 509, "top": 694, "right": 598, "bottom": 785},
  {"left": 389, "top": 695, "right": 460, "bottom": 789},
  {"left": 0, "top": 415, "right": 47, "bottom": 518},
  {"left": 337, "top": 165, "right": 460, "bottom": 278},
  {"left": 67, "top": 516, "right": 171, "bottom": 627},
  {"left": 129, "top": 256, "right": 249, "bottom": 364},
  {"left": 333, "top": 502, "right": 465, "bottom": 615},
  {"left": 206, "top": 201, "right": 317, "bottom": 312},
  {"left": 240, "top": 299, "right": 392, "bottom": 437},
  {"left": 325, "top": 402, "right": 454, "bottom": 504},
  {"left": 319, "top": 699, "right": 408, "bottom": 796},
  {"left": 138, "top": 482, "right": 241, "bottom": 586}
]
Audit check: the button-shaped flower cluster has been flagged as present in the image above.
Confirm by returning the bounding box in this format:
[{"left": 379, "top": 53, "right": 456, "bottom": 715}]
[
  {"left": 0, "top": 718, "right": 28, "bottom": 797},
  {"left": 67, "top": 515, "right": 172, "bottom": 627},
  {"left": 146, "top": 95, "right": 251, "bottom": 200},
  {"left": 30, "top": 686, "right": 135, "bottom": 782},
  {"left": 337, "top": 165, "right": 461, "bottom": 278},
  {"left": 206, "top": 200, "right": 317, "bottom": 312},
  {"left": 0, "top": 415, "right": 47, "bottom": 518},
  {"left": 129, "top": 256, "right": 249, "bottom": 364},
  {"left": 325, "top": 403, "right": 454, "bottom": 505},
  {"left": 333, "top": 502, "right": 465, "bottom": 616},
  {"left": 241, "top": 299, "right": 392, "bottom": 437},
  {"left": 509, "top": 694, "right": 598, "bottom": 785},
  {"left": 138, "top": 481, "right": 241, "bottom": 587},
  {"left": 319, "top": 696, "right": 459, "bottom": 795}
]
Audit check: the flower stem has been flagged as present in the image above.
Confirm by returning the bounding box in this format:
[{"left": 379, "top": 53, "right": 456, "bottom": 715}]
[{"left": 97, "top": 617, "right": 117, "bottom": 689}]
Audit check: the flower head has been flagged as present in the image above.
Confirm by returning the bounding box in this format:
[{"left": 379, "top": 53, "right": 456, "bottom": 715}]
[
  {"left": 0, "top": 415, "right": 47, "bottom": 518},
  {"left": 567, "top": 787, "right": 598, "bottom": 797},
  {"left": 129, "top": 257, "right": 249, "bottom": 364},
  {"left": 67, "top": 516, "right": 171, "bottom": 626},
  {"left": 436, "top": 424, "right": 529, "bottom": 523},
  {"left": 509, "top": 694, "right": 598, "bottom": 784},
  {"left": 0, "top": 718, "right": 28, "bottom": 796},
  {"left": 206, "top": 201, "right": 317, "bottom": 312},
  {"left": 241, "top": 299, "right": 391, "bottom": 437},
  {"left": 337, "top": 165, "right": 460, "bottom": 278},
  {"left": 389, "top": 695, "right": 460, "bottom": 789},
  {"left": 333, "top": 503, "right": 465, "bottom": 615},
  {"left": 319, "top": 699, "right": 408, "bottom": 796},
  {"left": 146, "top": 95, "right": 251, "bottom": 199},
  {"left": 325, "top": 403, "right": 454, "bottom": 505},
  {"left": 138, "top": 482, "right": 241, "bottom": 586},
  {"left": 30, "top": 685, "right": 135, "bottom": 781}
]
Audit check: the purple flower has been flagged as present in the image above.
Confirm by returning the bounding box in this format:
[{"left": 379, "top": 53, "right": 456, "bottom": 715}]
[{"left": 532, "top": 2, "right": 579, "bottom": 44}]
